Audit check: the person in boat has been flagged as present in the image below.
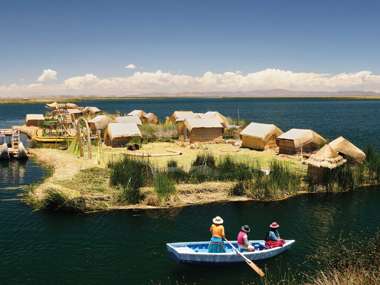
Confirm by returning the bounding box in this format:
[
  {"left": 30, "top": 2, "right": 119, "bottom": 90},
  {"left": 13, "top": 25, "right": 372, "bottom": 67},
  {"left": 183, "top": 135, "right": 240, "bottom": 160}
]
[
  {"left": 208, "top": 216, "right": 226, "bottom": 253},
  {"left": 265, "top": 222, "right": 285, "bottom": 248},
  {"left": 237, "top": 225, "right": 255, "bottom": 252}
]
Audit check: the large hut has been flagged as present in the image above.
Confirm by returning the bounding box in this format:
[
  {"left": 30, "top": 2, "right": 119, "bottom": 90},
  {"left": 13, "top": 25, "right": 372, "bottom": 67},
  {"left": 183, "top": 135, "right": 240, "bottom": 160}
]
[
  {"left": 115, "top": 116, "right": 142, "bottom": 126},
  {"left": 66, "top": 108, "right": 83, "bottom": 120},
  {"left": 25, "top": 114, "right": 45, "bottom": 127},
  {"left": 329, "top": 136, "right": 366, "bottom": 163},
  {"left": 306, "top": 144, "right": 347, "bottom": 183},
  {"left": 184, "top": 117, "right": 224, "bottom": 143},
  {"left": 104, "top": 123, "right": 142, "bottom": 147},
  {"left": 88, "top": 115, "right": 112, "bottom": 136},
  {"left": 276, "top": 128, "right": 326, "bottom": 155},
  {"left": 240, "top": 122, "right": 283, "bottom": 150}
]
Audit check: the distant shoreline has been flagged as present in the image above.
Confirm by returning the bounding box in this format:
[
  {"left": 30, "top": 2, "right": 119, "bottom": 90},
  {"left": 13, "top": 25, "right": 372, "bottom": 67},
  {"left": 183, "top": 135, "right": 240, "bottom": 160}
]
[{"left": 1, "top": 95, "right": 380, "bottom": 104}]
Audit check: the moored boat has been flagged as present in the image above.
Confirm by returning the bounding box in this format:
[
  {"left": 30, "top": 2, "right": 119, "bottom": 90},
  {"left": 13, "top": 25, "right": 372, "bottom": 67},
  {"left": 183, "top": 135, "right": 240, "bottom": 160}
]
[
  {"left": 16, "top": 142, "right": 28, "bottom": 160},
  {"left": 167, "top": 240, "right": 295, "bottom": 264}
]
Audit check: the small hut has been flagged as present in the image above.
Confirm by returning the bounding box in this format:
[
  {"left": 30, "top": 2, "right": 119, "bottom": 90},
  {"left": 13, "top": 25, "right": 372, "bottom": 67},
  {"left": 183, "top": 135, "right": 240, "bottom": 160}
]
[
  {"left": 127, "top": 110, "right": 145, "bottom": 120},
  {"left": 83, "top": 106, "right": 101, "bottom": 116},
  {"left": 240, "top": 122, "right": 283, "bottom": 150},
  {"left": 203, "top": 111, "right": 230, "bottom": 128},
  {"left": 184, "top": 117, "right": 224, "bottom": 143},
  {"left": 88, "top": 115, "right": 112, "bottom": 136},
  {"left": 143, "top": 112, "right": 159, "bottom": 124},
  {"left": 329, "top": 136, "right": 366, "bottom": 163},
  {"left": 276, "top": 128, "right": 326, "bottom": 155},
  {"left": 25, "top": 114, "right": 45, "bottom": 127},
  {"left": 306, "top": 144, "right": 347, "bottom": 183},
  {"left": 104, "top": 123, "right": 142, "bottom": 147},
  {"left": 115, "top": 116, "right": 142, "bottom": 126},
  {"left": 169, "top": 111, "right": 201, "bottom": 136}
]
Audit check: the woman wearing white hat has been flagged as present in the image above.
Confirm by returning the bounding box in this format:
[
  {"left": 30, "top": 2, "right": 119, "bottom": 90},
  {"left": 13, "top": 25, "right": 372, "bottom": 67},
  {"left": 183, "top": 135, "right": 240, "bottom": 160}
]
[{"left": 207, "top": 216, "right": 226, "bottom": 253}]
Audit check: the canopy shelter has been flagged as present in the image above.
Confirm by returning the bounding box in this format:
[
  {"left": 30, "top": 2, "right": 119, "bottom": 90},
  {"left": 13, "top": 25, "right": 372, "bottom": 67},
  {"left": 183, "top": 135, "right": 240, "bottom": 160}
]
[
  {"left": 104, "top": 123, "right": 142, "bottom": 147},
  {"left": 276, "top": 128, "right": 326, "bottom": 155},
  {"left": 115, "top": 116, "right": 142, "bottom": 126},
  {"left": 306, "top": 144, "right": 347, "bottom": 183},
  {"left": 329, "top": 136, "right": 366, "bottom": 163},
  {"left": 25, "top": 114, "right": 45, "bottom": 127},
  {"left": 184, "top": 117, "right": 224, "bottom": 143},
  {"left": 240, "top": 122, "right": 283, "bottom": 150}
]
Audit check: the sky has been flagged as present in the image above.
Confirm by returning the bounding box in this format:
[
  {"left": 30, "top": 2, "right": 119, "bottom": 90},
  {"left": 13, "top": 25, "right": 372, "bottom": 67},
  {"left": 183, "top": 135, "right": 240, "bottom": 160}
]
[{"left": 1, "top": 0, "right": 380, "bottom": 97}]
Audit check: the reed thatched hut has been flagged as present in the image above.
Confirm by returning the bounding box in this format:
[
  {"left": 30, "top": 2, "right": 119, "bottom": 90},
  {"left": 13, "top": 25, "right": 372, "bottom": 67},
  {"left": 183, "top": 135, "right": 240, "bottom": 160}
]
[
  {"left": 329, "top": 136, "right": 366, "bottom": 163},
  {"left": 184, "top": 117, "right": 224, "bottom": 143},
  {"left": 276, "top": 128, "right": 326, "bottom": 155},
  {"left": 66, "top": 108, "right": 83, "bottom": 120},
  {"left": 306, "top": 144, "right": 347, "bottom": 183},
  {"left": 83, "top": 106, "right": 101, "bottom": 116},
  {"left": 240, "top": 122, "right": 283, "bottom": 150},
  {"left": 143, "top": 112, "right": 159, "bottom": 124},
  {"left": 115, "top": 116, "right": 142, "bottom": 126},
  {"left": 104, "top": 123, "right": 142, "bottom": 147},
  {"left": 169, "top": 111, "right": 202, "bottom": 136},
  {"left": 25, "top": 114, "right": 45, "bottom": 127},
  {"left": 127, "top": 110, "right": 145, "bottom": 119},
  {"left": 88, "top": 115, "right": 112, "bottom": 136}
]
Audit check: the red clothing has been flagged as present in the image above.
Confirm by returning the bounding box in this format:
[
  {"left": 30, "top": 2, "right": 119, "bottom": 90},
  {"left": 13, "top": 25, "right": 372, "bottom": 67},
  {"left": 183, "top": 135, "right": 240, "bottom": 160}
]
[
  {"left": 237, "top": 231, "right": 248, "bottom": 246},
  {"left": 265, "top": 239, "right": 285, "bottom": 248}
]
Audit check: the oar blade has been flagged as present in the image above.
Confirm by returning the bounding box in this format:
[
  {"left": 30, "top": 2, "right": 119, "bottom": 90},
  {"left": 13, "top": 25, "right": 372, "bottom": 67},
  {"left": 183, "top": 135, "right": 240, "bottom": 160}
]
[{"left": 246, "top": 260, "right": 265, "bottom": 277}]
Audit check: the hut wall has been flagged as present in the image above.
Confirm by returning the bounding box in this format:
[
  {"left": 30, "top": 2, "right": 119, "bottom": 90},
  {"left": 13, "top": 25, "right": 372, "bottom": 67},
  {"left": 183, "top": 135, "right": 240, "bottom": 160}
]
[
  {"left": 278, "top": 139, "right": 321, "bottom": 154},
  {"left": 104, "top": 135, "right": 141, "bottom": 148},
  {"left": 189, "top": 128, "right": 223, "bottom": 143},
  {"left": 241, "top": 135, "right": 278, "bottom": 151},
  {"left": 176, "top": 122, "right": 186, "bottom": 136},
  {"left": 307, "top": 165, "right": 326, "bottom": 183},
  {"left": 26, "top": 120, "right": 44, "bottom": 127}
]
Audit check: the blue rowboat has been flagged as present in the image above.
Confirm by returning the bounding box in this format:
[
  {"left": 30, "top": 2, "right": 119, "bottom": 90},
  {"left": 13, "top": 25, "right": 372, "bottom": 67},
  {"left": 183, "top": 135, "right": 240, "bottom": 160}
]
[{"left": 167, "top": 240, "right": 295, "bottom": 264}]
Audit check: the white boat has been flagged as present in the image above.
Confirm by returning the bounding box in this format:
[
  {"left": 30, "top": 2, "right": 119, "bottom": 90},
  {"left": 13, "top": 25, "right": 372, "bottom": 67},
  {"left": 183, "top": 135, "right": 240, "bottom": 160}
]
[
  {"left": 16, "top": 142, "right": 28, "bottom": 160},
  {"left": 0, "top": 142, "right": 10, "bottom": 160},
  {"left": 167, "top": 240, "right": 295, "bottom": 264}
]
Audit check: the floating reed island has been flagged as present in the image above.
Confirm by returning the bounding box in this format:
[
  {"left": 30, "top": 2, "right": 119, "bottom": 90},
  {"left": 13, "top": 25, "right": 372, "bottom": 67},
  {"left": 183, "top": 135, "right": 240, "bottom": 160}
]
[{"left": 7, "top": 101, "right": 378, "bottom": 212}]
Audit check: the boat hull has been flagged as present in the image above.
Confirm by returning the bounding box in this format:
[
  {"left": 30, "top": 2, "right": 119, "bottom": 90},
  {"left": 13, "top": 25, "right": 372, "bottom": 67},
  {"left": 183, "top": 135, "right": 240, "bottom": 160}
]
[
  {"left": 167, "top": 240, "right": 295, "bottom": 264},
  {"left": 0, "top": 143, "right": 10, "bottom": 160}
]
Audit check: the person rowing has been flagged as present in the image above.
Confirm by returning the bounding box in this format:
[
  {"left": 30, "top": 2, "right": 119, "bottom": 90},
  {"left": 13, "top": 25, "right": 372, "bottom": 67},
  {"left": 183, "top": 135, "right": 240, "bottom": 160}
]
[
  {"left": 237, "top": 225, "right": 255, "bottom": 252},
  {"left": 265, "top": 221, "right": 285, "bottom": 248},
  {"left": 207, "top": 216, "right": 226, "bottom": 253}
]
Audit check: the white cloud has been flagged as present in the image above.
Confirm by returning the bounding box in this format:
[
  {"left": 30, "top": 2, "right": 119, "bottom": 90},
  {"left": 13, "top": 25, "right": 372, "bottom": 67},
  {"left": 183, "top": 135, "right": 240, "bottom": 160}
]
[
  {"left": 2, "top": 68, "right": 380, "bottom": 98},
  {"left": 37, "top": 69, "right": 57, "bottom": 82},
  {"left": 125, "top": 64, "right": 137, "bottom": 70}
]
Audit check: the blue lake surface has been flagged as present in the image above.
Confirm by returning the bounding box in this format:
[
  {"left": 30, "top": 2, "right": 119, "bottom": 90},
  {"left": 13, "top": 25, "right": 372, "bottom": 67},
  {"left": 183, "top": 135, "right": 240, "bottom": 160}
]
[{"left": 0, "top": 98, "right": 379, "bottom": 284}]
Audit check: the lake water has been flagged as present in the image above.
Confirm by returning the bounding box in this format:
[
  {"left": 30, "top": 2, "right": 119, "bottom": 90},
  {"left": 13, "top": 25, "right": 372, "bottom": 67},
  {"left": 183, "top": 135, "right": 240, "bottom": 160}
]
[{"left": 0, "top": 98, "right": 379, "bottom": 284}]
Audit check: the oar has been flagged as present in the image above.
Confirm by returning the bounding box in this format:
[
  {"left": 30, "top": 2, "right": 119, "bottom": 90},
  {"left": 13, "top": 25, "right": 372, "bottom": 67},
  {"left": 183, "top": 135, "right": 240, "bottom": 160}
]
[{"left": 224, "top": 238, "right": 265, "bottom": 277}]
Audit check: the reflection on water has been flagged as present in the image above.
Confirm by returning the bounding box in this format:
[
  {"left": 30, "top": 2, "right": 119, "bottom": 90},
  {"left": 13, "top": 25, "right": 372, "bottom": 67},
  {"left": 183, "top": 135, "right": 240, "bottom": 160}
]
[{"left": 0, "top": 161, "right": 27, "bottom": 185}]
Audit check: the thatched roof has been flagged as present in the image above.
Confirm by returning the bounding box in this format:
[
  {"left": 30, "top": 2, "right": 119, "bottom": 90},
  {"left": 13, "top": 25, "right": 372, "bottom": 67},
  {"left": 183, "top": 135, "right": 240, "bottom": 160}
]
[
  {"left": 307, "top": 144, "right": 347, "bottom": 169},
  {"left": 171, "top": 111, "right": 201, "bottom": 122},
  {"left": 240, "top": 122, "right": 283, "bottom": 141},
  {"left": 84, "top": 106, "right": 101, "bottom": 114},
  {"left": 143, "top": 112, "right": 159, "bottom": 124},
  {"left": 277, "top": 128, "right": 326, "bottom": 148},
  {"left": 66, "top": 108, "right": 83, "bottom": 114},
  {"left": 202, "top": 111, "right": 230, "bottom": 127},
  {"left": 25, "top": 114, "right": 44, "bottom": 121},
  {"left": 106, "top": 123, "right": 142, "bottom": 139},
  {"left": 88, "top": 115, "right": 112, "bottom": 130},
  {"left": 115, "top": 116, "right": 142, "bottom": 125},
  {"left": 128, "top": 110, "right": 145, "bottom": 118},
  {"left": 184, "top": 117, "right": 223, "bottom": 131},
  {"left": 329, "top": 136, "right": 366, "bottom": 163}
]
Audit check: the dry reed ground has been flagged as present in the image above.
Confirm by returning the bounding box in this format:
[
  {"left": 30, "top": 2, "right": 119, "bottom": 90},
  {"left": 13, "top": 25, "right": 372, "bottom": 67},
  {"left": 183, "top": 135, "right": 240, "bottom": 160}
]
[{"left": 28, "top": 142, "right": 306, "bottom": 211}]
